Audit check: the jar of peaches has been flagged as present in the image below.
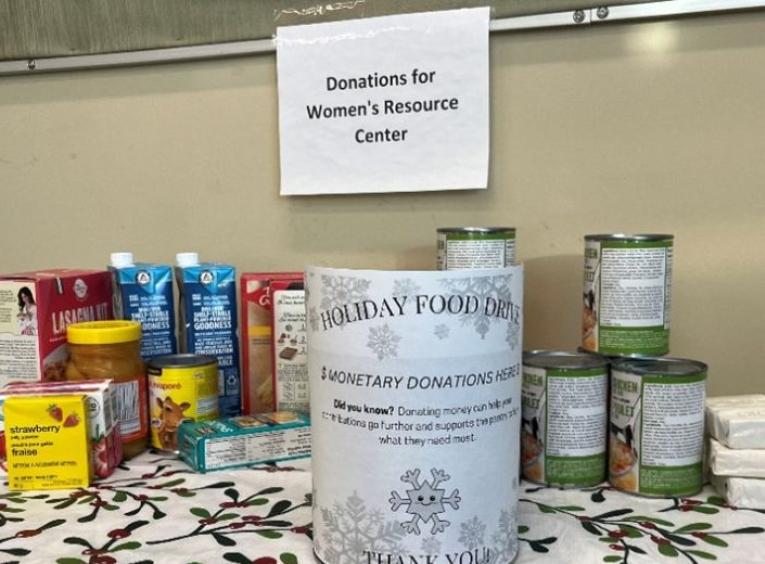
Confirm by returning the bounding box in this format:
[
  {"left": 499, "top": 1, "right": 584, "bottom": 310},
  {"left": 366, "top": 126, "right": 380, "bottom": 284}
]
[{"left": 66, "top": 320, "right": 147, "bottom": 459}]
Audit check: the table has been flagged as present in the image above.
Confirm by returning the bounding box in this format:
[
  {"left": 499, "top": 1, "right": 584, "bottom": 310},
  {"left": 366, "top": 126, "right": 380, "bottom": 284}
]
[{"left": 1, "top": 452, "right": 762, "bottom": 563}]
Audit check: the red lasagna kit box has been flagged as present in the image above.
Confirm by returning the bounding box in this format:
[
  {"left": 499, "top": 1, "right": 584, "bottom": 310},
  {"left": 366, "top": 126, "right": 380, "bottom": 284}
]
[
  {"left": 0, "top": 269, "right": 112, "bottom": 385},
  {"left": 240, "top": 272, "right": 302, "bottom": 414}
]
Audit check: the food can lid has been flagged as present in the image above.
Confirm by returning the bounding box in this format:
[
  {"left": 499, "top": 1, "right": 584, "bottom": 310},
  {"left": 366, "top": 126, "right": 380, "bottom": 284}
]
[
  {"left": 109, "top": 252, "right": 134, "bottom": 268},
  {"left": 176, "top": 252, "right": 200, "bottom": 267},
  {"left": 523, "top": 350, "right": 608, "bottom": 370},
  {"left": 584, "top": 233, "right": 673, "bottom": 242},
  {"left": 148, "top": 354, "right": 218, "bottom": 369},
  {"left": 438, "top": 226, "right": 516, "bottom": 234},
  {"left": 612, "top": 356, "right": 707, "bottom": 376},
  {"left": 67, "top": 320, "right": 142, "bottom": 345}
]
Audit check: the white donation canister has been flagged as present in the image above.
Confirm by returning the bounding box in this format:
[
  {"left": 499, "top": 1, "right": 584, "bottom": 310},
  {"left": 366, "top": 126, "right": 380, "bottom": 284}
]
[{"left": 308, "top": 266, "right": 523, "bottom": 564}]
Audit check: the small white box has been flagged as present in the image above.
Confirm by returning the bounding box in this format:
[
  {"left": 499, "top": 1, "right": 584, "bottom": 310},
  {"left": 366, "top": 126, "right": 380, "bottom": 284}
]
[
  {"left": 708, "top": 438, "right": 765, "bottom": 478},
  {"left": 706, "top": 395, "right": 765, "bottom": 449},
  {"left": 711, "top": 474, "right": 765, "bottom": 509}
]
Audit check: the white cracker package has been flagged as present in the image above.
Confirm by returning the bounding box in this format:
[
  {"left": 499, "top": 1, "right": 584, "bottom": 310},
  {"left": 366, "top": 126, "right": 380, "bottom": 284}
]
[
  {"left": 708, "top": 438, "right": 765, "bottom": 478},
  {"left": 711, "top": 475, "right": 765, "bottom": 509},
  {"left": 307, "top": 266, "right": 523, "bottom": 564},
  {"left": 706, "top": 395, "right": 765, "bottom": 449}
]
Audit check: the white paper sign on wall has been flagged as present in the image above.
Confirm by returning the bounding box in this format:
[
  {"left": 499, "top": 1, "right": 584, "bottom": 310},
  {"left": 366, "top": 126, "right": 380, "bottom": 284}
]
[{"left": 276, "top": 8, "right": 490, "bottom": 196}]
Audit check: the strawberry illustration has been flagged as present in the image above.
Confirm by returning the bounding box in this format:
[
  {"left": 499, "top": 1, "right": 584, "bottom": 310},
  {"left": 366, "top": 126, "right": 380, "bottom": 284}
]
[
  {"left": 47, "top": 404, "right": 63, "bottom": 422},
  {"left": 63, "top": 413, "right": 80, "bottom": 427}
]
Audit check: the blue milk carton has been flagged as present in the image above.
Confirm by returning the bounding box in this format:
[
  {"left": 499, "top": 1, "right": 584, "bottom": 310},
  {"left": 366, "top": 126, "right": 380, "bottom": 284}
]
[
  {"left": 109, "top": 252, "right": 177, "bottom": 359},
  {"left": 175, "top": 253, "right": 241, "bottom": 416}
]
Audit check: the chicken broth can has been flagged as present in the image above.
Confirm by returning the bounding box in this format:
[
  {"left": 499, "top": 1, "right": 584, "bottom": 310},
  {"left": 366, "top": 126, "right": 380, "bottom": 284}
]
[
  {"left": 522, "top": 351, "right": 608, "bottom": 487},
  {"left": 609, "top": 357, "right": 706, "bottom": 497},
  {"left": 147, "top": 354, "right": 219, "bottom": 453},
  {"left": 582, "top": 234, "right": 673, "bottom": 356},
  {"left": 437, "top": 227, "right": 516, "bottom": 270}
]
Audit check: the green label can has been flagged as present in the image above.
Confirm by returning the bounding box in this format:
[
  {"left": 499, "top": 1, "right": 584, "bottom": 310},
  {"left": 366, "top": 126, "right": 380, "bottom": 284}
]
[
  {"left": 522, "top": 351, "right": 608, "bottom": 487},
  {"left": 583, "top": 234, "right": 673, "bottom": 356},
  {"left": 437, "top": 227, "right": 516, "bottom": 270},
  {"left": 609, "top": 357, "right": 706, "bottom": 497}
]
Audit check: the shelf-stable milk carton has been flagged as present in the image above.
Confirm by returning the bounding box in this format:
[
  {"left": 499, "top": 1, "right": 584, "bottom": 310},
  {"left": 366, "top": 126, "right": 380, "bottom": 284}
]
[
  {"left": 175, "top": 253, "right": 241, "bottom": 416},
  {"left": 109, "top": 252, "right": 177, "bottom": 360}
]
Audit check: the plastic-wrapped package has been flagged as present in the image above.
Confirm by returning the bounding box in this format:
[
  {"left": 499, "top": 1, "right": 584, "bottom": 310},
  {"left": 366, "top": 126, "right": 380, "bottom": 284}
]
[
  {"left": 708, "top": 438, "right": 765, "bottom": 478},
  {"left": 706, "top": 395, "right": 765, "bottom": 449},
  {"left": 711, "top": 474, "right": 765, "bottom": 509}
]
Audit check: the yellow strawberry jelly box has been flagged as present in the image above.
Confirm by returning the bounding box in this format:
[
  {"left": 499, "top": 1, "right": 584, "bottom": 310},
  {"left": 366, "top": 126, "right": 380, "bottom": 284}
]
[{"left": 5, "top": 395, "right": 92, "bottom": 490}]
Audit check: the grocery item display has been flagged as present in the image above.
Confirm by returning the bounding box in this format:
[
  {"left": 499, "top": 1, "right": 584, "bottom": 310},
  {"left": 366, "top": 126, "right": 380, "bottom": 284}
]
[
  {"left": 147, "top": 354, "right": 219, "bottom": 452},
  {"left": 110, "top": 252, "right": 177, "bottom": 359},
  {"left": 66, "top": 320, "right": 148, "bottom": 459},
  {"left": 609, "top": 357, "right": 706, "bottom": 497},
  {"left": 522, "top": 350, "right": 608, "bottom": 487},
  {"left": 178, "top": 411, "right": 311, "bottom": 472},
  {"left": 582, "top": 234, "right": 673, "bottom": 356},
  {"left": 437, "top": 226, "right": 516, "bottom": 270},
  {"left": 0, "top": 269, "right": 112, "bottom": 385},
  {"left": 175, "top": 253, "right": 241, "bottom": 417}
]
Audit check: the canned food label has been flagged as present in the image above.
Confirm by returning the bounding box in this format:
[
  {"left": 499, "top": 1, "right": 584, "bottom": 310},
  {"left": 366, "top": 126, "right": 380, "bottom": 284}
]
[
  {"left": 438, "top": 232, "right": 516, "bottom": 270},
  {"left": 149, "top": 367, "right": 219, "bottom": 451},
  {"left": 114, "top": 378, "right": 148, "bottom": 442},
  {"left": 610, "top": 370, "right": 705, "bottom": 495},
  {"left": 522, "top": 366, "right": 607, "bottom": 486},
  {"left": 583, "top": 239, "right": 672, "bottom": 355}
]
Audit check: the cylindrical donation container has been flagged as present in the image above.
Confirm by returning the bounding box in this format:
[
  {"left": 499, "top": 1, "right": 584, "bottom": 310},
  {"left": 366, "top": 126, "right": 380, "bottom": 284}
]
[{"left": 307, "top": 266, "right": 523, "bottom": 564}]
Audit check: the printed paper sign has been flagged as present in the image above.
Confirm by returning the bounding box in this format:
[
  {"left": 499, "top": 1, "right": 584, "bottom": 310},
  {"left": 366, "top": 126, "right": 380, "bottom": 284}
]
[
  {"left": 277, "top": 8, "right": 490, "bottom": 196},
  {"left": 307, "top": 266, "right": 523, "bottom": 563}
]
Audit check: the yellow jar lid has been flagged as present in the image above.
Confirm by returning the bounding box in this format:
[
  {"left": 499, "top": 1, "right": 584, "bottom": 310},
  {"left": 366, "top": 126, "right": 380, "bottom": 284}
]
[{"left": 67, "top": 320, "right": 142, "bottom": 345}]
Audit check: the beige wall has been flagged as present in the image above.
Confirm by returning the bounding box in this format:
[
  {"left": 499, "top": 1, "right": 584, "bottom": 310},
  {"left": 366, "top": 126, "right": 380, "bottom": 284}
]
[{"left": 1, "top": 12, "right": 763, "bottom": 396}]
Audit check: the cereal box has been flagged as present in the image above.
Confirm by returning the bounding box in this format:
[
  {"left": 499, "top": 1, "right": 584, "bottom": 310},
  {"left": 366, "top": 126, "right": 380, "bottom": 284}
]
[
  {"left": 1, "top": 380, "right": 122, "bottom": 478},
  {"left": 178, "top": 411, "right": 311, "bottom": 473},
  {"left": 0, "top": 269, "right": 112, "bottom": 386},
  {"left": 240, "top": 273, "right": 301, "bottom": 414},
  {"left": 4, "top": 395, "right": 92, "bottom": 490}
]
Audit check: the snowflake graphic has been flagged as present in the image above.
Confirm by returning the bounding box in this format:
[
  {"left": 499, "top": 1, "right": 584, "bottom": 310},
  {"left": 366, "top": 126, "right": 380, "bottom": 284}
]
[
  {"left": 421, "top": 536, "right": 442, "bottom": 555},
  {"left": 389, "top": 468, "right": 461, "bottom": 535},
  {"left": 319, "top": 275, "right": 372, "bottom": 329},
  {"left": 458, "top": 516, "right": 487, "bottom": 550},
  {"left": 434, "top": 324, "right": 450, "bottom": 340},
  {"left": 392, "top": 278, "right": 421, "bottom": 298},
  {"left": 506, "top": 322, "right": 520, "bottom": 351},
  {"left": 317, "top": 492, "right": 405, "bottom": 564},
  {"left": 367, "top": 324, "right": 401, "bottom": 360},
  {"left": 309, "top": 306, "right": 320, "bottom": 332},
  {"left": 487, "top": 510, "right": 519, "bottom": 564},
  {"left": 440, "top": 275, "right": 515, "bottom": 339}
]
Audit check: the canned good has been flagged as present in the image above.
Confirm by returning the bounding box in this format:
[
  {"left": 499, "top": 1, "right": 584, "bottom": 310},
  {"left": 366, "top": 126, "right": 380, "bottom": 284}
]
[
  {"left": 582, "top": 234, "right": 673, "bottom": 356},
  {"left": 609, "top": 357, "right": 706, "bottom": 497},
  {"left": 522, "top": 351, "right": 609, "bottom": 487},
  {"left": 437, "top": 227, "right": 516, "bottom": 270},
  {"left": 147, "top": 354, "right": 219, "bottom": 452}
]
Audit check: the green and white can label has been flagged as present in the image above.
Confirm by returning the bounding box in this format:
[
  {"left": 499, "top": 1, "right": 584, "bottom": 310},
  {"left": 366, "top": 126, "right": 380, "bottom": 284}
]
[
  {"left": 522, "top": 359, "right": 607, "bottom": 487},
  {"left": 583, "top": 235, "right": 673, "bottom": 356},
  {"left": 437, "top": 228, "right": 516, "bottom": 270},
  {"left": 308, "top": 266, "right": 523, "bottom": 564},
  {"left": 609, "top": 361, "right": 706, "bottom": 497}
]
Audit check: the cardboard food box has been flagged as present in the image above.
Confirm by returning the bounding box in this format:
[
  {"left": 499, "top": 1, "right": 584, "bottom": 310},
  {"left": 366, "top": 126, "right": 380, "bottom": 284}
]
[
  {"left": 271, "top": 278, "right": 308, "bottom": 413},
  {"left": 178, "top": 411, "right": 311, "bottom": 473},
  {"left": 0, "top": 269, "right": 112, "bottom": 386},
  {"left": 1, "top": 380, "right": 122, "bottom": 478},
  {"left": 4, "top": 394, "right": 92, "bottom": 490},
  {"left": 240, "top": 273, "right": 302, "bottom": 414}
]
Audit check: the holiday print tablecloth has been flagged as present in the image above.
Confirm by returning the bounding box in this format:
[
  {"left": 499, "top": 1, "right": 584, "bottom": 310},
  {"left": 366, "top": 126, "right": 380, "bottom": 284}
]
[{"left": 0, "top": 452, "right": 762, "bottom": 564}]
